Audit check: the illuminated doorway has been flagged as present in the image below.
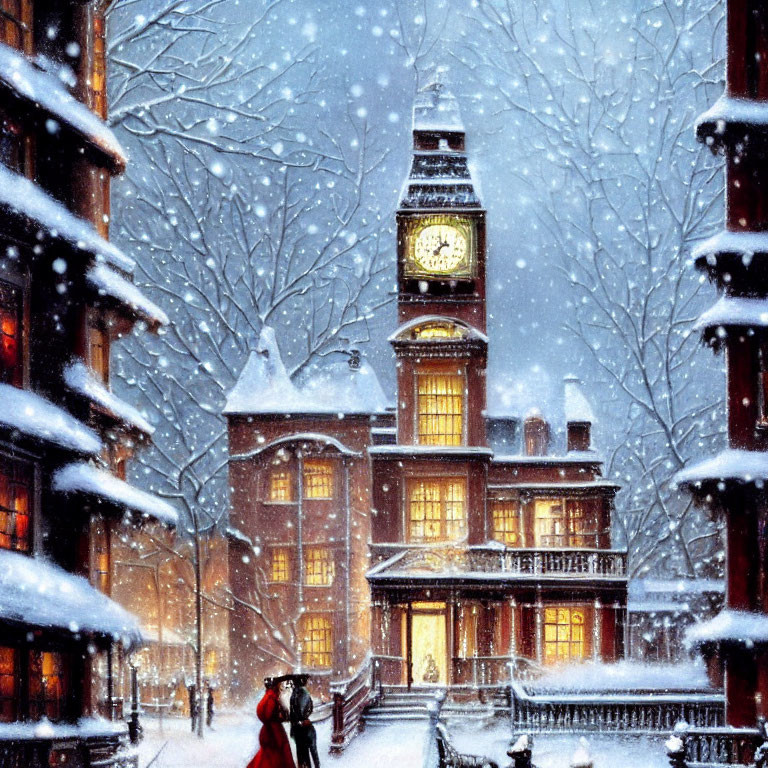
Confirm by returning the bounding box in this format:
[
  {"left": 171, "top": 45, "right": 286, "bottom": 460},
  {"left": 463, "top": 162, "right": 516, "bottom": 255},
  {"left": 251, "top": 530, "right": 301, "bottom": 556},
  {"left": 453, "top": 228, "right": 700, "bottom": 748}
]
[
  {"left": 543, "top": 606, "right": 587, "bottom": 664},
  {"left": 406, "top": 603, "right": 447, "bottom": 686}
]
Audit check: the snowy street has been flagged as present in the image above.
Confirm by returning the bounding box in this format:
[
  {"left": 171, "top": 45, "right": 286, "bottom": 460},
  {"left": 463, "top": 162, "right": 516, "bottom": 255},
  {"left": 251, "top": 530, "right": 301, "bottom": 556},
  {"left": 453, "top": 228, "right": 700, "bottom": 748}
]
[{"left": 137, "top": 712, "right": 670, "bottom": 768}]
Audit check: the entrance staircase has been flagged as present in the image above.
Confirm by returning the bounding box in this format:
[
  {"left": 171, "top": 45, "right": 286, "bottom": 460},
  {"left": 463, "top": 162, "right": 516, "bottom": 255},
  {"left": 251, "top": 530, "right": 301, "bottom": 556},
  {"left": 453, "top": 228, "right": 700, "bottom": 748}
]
[{"left": 362, "top": 686, "right": 501, "bottom": 726}]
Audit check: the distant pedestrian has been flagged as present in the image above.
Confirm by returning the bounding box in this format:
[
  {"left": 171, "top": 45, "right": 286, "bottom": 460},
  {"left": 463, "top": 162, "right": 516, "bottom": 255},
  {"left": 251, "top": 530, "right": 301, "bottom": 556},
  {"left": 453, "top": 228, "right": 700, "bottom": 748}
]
[
  {"left": 187, "top": 683, "right": 198, "bottom": 732},
  {"left": 206, "top": 686, "right": 215, "bottom": 728},
  {"left": 290, "top": 674, "right": 319, "bottom": 768}
]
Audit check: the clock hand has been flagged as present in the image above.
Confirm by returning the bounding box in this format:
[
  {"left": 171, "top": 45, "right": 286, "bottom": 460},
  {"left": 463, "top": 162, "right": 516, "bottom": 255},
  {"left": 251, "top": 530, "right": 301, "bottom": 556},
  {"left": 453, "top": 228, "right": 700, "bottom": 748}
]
[{"left": 432, "top": 240, "right": 450, "bottom": 256}]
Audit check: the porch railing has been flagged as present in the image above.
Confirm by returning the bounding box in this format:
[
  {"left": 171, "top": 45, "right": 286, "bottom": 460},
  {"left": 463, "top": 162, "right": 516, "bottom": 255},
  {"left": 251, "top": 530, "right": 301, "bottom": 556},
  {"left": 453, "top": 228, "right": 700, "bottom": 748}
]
[
  {"left": 330, "top": 654, "right": 375, "bottom": 753},
  {"left": 0, "top": 732, "right": 137, "bottom": 768},
  {"left": 509, "top": 680, "right": 725, "bottom": 734},
  {"left": 669, "top": 725, "right": 763, "bottom": 767},
  {"left": 370, "top": 544, "right": 627, "bottom": 579}
]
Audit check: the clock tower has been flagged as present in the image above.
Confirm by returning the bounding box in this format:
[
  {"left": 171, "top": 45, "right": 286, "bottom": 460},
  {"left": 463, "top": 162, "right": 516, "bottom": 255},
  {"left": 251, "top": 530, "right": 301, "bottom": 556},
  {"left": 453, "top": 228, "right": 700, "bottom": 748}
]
[{"left": 397, "top": 79, "right": 486, "bottom": 333}]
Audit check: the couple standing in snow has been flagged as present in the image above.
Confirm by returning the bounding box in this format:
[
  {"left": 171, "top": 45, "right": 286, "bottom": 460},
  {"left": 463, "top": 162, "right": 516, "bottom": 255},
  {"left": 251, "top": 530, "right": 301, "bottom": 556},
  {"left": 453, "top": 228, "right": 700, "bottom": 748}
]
[{"left": 246, "top": 674, "right": 320, "bottom": 768}]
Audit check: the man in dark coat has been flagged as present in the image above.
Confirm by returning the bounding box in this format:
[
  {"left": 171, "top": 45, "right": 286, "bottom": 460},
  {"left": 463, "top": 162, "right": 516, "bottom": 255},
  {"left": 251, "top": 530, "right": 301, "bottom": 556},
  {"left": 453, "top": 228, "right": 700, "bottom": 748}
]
[{"left": 289, "top": 674, "right": 319, "bottom": 768}]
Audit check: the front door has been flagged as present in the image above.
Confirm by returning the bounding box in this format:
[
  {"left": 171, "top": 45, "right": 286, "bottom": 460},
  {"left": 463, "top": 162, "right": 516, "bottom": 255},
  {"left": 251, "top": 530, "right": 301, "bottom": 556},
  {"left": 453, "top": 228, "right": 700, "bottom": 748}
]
[{"left": 409, "top": 603, "right": 447, "bottom": 686}]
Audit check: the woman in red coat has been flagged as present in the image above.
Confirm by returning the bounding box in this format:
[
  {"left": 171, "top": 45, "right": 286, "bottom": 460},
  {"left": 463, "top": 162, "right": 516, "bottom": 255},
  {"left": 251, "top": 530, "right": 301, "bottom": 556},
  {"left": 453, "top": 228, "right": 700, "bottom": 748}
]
[{"left": 246, "top": 679, "right": 296, "bottom": 768}]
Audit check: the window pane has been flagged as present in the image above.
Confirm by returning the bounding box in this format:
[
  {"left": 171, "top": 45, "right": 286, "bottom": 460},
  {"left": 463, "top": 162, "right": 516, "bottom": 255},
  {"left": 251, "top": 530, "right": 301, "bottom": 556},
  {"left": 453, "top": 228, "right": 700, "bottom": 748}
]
[
  {"left": 0, "top": 280, "right": 22, "bottom": 387},
  {"left": 268, "top": 469, "right": 293, "bottom": 502},
  {"left": 0, "top": 647, "right": 16, "bottom": 722},
  {"left": 408, "top": 478, "right": 466, "bottom": 543},
  {"left": 534, "top": 499, "right": 566, "bottom": 548},
  {"left": 0, "top": 454, "right": 32, "bottom": 552},
  {"left": 300, "top": 615, "right": 332, "bottom": 669},
  {"left": 543, "top": 607, "right": 587, "bottom": 664},
  {"left": 302, "top": 460, "right": 333, "bottom": 499},
  {"left": 304, "top": 547, "right": 334, "bottom": 586},
  {"left": 491, "top": 501, "right": 522, "bottom": 546},
  {"left": 270, "top": 549, "right": 290, "bottom": 582},
  {"left": 417, "top": 373, "right": 464, "bottom": 446}
]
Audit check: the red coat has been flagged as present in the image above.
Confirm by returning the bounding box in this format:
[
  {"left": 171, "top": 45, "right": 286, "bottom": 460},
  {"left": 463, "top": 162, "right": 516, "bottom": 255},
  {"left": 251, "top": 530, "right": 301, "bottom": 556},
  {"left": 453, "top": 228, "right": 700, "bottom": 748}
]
[{"left": 246, "top": 688, "right": 296, "bottom": 768}]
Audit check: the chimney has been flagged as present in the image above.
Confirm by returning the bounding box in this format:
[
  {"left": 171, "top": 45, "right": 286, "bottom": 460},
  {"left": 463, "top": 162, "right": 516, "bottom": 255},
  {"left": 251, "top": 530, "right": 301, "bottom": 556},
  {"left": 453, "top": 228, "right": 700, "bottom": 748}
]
[
  {"left": 564, "top": 375, "right": 594, "bottom": 453},
  {"left": 524, "top": 411, "right": 549, "bottom": 456},
  {"left": 348, "top": 348, "right": 361, "bottom": 370}
]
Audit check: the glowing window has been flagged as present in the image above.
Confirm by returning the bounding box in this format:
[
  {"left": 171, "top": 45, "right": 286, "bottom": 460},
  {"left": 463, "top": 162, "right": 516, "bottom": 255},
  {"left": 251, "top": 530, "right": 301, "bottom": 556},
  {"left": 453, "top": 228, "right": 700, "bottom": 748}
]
[
  {"left": 543, "top": 607, "right": 586, "bottom": 664},
  {"left": 0, "top": 279, "right": 22, "bottom": 388},
  {"left": 268, "top": 470, "right": 293, "bottom": 502},
  {"left": 408, "top": 478, "right": 466, "bottom": 542},
  {"left": 304, "top": 547, "right": 334, "bottom": 586},
  {"left": 492, "top": 502, "right": 522, "bottom": 546},
  {"left": 534, "top": 498, "right": 566, "bottom": 548},
  {"left": 300, "top": 615, "right": 332, "bottom": 669},
  {"left": 270, "top": 549, "right": 290, "bottom": 583},
  {"left": 417, "top": 373, "right": 464, "bottom": 446},
  {"left": 567, "top": 500, "right": 598, "bottom": 548},
  {"left": 412, "top": 322, "right": 466, "bottom": 340},
  {"left": 302, "top": 460, "right": 333, "bottom": 499},
  {"left": 0, "top": 455, "right": 31, "bottom": 552},
  {"left": 0, "top": 647, "right": 16, "bottom": 722},
  {"left": 29, "top": 650, "right": 68, "bottom": 722}
]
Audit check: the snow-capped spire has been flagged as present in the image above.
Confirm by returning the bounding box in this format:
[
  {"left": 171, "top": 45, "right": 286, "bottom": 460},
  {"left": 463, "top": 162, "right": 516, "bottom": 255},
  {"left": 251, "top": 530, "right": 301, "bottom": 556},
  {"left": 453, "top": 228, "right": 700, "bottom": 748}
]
[
  {"left": 413, "top": 66, "right": 464, "bottom": 133},
  {"left": 223, "top": 326, "right": 302, "bottom": 414}
]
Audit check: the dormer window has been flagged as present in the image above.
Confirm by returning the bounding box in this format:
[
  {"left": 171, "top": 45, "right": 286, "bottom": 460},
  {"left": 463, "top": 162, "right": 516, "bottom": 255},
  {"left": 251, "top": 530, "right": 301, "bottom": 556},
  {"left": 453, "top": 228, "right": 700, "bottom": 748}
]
[
  {"left": 0, "top": 279, "right": 22, "bottom": 387},
  {"left": 412, "top": 321, "right": 467, "bottom": 340},
  {"left": 417, "top": 372, "right": 465, "bottom": 446}
]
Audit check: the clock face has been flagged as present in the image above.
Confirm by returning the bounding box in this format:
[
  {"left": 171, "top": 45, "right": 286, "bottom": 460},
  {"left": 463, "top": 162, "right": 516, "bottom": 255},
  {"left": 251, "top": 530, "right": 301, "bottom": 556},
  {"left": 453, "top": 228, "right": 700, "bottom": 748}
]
[{"left": 405, "top": 216, "right": 474, "bottom": 277}]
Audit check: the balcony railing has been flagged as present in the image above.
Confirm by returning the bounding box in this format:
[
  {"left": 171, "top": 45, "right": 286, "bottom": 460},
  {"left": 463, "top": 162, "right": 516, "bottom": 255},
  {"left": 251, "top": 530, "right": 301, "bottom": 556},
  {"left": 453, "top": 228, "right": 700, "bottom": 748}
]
[{"left": 370, "top": 543, "right": 627, "bottom": 579}]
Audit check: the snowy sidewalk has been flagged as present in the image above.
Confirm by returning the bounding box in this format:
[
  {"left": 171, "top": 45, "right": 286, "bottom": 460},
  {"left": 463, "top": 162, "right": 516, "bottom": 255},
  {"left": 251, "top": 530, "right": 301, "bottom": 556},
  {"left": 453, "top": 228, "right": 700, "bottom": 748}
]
[
  {"left": 136, "top": 711, "right": 671, "bottom": 767},
  {"left": 136, "top": 712, "right": 427, "bottom": 768}
]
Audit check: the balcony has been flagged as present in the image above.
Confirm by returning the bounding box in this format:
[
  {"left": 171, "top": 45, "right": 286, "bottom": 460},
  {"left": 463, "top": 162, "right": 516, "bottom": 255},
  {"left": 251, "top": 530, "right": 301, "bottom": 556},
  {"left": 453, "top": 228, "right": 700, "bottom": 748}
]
[{"left": 367, "top": 543, "right": 627, "bottom": 584}]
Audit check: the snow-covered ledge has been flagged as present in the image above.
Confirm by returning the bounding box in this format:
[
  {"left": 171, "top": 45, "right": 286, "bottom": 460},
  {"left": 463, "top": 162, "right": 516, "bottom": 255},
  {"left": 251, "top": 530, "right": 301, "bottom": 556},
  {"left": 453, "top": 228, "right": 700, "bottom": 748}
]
[
  {"left": 0, "top": 549, "right": 142, "bottom": 647},
  {"left": 692, "top": 229, "right": 768, "bottom": 264},
  {"left": 53, "top": 462, "right": 178, "bottom": 526},
  {"left": 0, "top": 717, "right": 129, "bottom": 742},
  {"left": 686, "top": 609, "right": 768, "bottom": 648},
  {"left": 695, "top": 296, "right": 768, "bottom": 332},
  {"left": 86, "top": 264, "right": 169, "bottom": 329},
  {"left": 674, "top": 449, "right": 768, "bottom": 488},
  {"left": 0, "top": 383, "right": 101, "bottom": 455},
  {"left": 64, "top": 361, "right": 154, "bottom": 436}
]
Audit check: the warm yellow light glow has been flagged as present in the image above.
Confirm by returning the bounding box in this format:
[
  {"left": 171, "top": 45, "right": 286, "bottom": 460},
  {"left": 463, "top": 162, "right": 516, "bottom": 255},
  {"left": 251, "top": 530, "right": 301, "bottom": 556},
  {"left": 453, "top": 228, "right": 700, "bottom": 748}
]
[
  {"left": 270, "top": 549, "right": 290, "bottom": 582},
  {"left": 409, "top": 608, "right": 447, "bottom": 685},
  {"left": 408, "top": 478, "right": 466, "bottom": 542},
  {"left": 534, "top": 498, "right": 566, "bottom": 548},
  {"left": 268, "top": 469, "right": 293, "bottom": 502},
  {"left": 304, "top": 547, "right": 334, "bottom": 586},
  {"left": 302, "top": 459, "right": 334, "bottom": 499},
  {"left": 544, "top": 607, "right": 586, "bottom": 664},
  {"left": 413, "top": 322, "right": 466, "bottom": 340},
  {"left": 301, "top": 615, "right": 332, "bottom": 669},
  {"left": 417, "top": 373, "right": 464, "bottom": 446},
  {"left": 492, "top": 502, "right": 522, "bottom": 546}
]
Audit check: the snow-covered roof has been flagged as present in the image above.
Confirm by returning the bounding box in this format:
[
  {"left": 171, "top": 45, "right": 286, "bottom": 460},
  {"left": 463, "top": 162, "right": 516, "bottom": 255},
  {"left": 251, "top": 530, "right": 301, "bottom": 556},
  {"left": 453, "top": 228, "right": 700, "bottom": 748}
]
[
  {"left": 87, "top": 264, "right": 169, "bottom": 329},
  {"left": 413, "top": 79, "right": 464, "bottom": 132},
  {"left": 693, "top": 229, "right": 768, "bottom": 262},
  {"left": 224, "top": 326, "right": 388, "bottom": 416},
  {"left": 53, "top": 462, "right": 178, "bottom": 526},
  {"left": 0, "top": 383, "right": 101, "bottom": 454},
  {"left": 0, "top": 43, "right": 126, "bottom": 172},
  {"left": 563, "top": 375, "right": 595, "bottom": 423},
  {"left": 0, "top": 548, "right": 141, "bottom": 647},
  {"left": 490, "top": 453, "right": 602, "bottom": 465},
  {"left": 686, "top": 609, "right": 768, "bottom": 647},
  {"left": 674, "top": 449, "right": 768, "bottom": 488},
  {"left": 695, "top": 295, "right": 768, "bottom": 332},
  {"left": 388, "top": 315, "right": 489, "bottom": 344},
  {"left": 368, "top": 445, "right": 494, "bottom": 458},
  {"left": 64, "top": 360, "right": 154, "bottom": 435},
  {"left": 0, "top": 163, "right": 134, "bottom": 273}
]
